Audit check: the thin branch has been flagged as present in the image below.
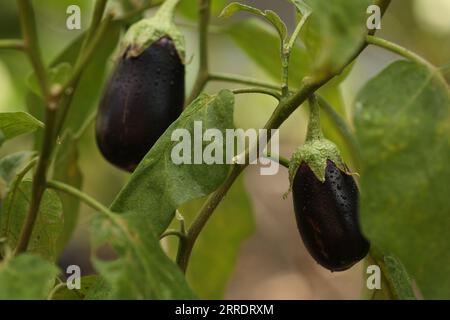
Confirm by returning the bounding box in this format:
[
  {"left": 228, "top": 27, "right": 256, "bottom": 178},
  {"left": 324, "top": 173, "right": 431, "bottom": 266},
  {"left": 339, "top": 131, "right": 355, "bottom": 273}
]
[
  {"left": 15, "top": 108, "right": 58, "bottom": 255},
  {"left": 160, "top": 229, "right": 185, "bottom": 241},
  {"left": 264, "top": 152, "right": 290, "bottom": 169},
  {"left": 209, "top": 72, "right": 281, "bottom": 91},
  {"left": 366, "top": 35, "right": 435, "bottom": 70},
  {"left": 46, "top": 180, "right": 112, "bottom": 217},
  {"left": 232, "top": 88, "right": 281, "bottom": 101},
  {"left": 0, "top": 39, "right": 25, "bottom": 51},
  {"left": 186, "top": 0, "right": 211, "bottom": 105},
  {"left": 17, "top": 0, "right": 50, "bottom": 100}
]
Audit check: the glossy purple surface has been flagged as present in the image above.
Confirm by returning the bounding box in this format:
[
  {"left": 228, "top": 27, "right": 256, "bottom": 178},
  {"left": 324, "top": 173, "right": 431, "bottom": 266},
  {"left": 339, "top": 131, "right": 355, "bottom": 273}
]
[
  {"left": 96, "top": 37, "right": 184, "bottom": 172},
  {"left": 292, "top": 160, "right": 370, "bottom": 271}
]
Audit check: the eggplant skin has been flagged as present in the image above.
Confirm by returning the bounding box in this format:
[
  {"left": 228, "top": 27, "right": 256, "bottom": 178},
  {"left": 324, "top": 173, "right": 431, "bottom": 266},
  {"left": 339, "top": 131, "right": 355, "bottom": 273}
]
[
  {"left": 96, "top": 36, "right": 184, "bottom": 172},
  {"left": 292, "top": 160, "right": 370, "bottom": 271}
]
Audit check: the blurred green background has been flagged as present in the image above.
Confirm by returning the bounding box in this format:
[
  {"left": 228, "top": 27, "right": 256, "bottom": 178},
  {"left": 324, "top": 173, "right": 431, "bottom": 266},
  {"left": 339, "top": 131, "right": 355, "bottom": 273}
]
[{"left": 0, "top": 0, "right": 449, "bottom": 299}]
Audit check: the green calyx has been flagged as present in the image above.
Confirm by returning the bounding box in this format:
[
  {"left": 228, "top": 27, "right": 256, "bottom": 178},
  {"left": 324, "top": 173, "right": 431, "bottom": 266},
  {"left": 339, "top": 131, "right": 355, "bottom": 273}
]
[
  {"left": 288, "top": 96, "right": 346, "bottom": 188},
  {"left": 121, "top": 0, "right": 185, "bottom": 61}
]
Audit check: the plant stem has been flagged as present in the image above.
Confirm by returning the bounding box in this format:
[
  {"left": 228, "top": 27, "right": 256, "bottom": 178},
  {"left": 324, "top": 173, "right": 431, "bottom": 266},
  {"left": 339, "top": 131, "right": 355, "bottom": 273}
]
[
  {"left": 58, "top": 15, "right": 113, "bottom": 99},
  {"left": 317, "top": 95, "right": 361, "bottom": 169},
  {"left": 17, "top": 0, "right": 50, "bottom": 100},
  {"left": 46, "top": 282, "right": 66, "bottom": 300},
  {"left": 83, "top": 0, "right": 108, "bottom": 47},
  {"left": 366, "top": 35, "right": 435, "bottom": 70},
  {"left": 176, "top": 164, "right": 245, "bottom": 272},
  {"left": 15, "top": 109, "right": 58, "bottom": 255},
  {"left": 305, "top": 95, "right": 323, "bottom": 141},
  {"left": 209, "top": 72, "right": 281, "bottom": 91},
  {"left": 175, "top": 0, "right": 393, "bottom": 273},
  {"left": 0, "top": 39, "right": 25, "bottom": 51},
  {"left": 2, "top": 157, "right": 38, "bottom": 239},
  {"left": 264, "top": 152, "right": 290, "bottom": 169},
  {"left": 160, "top": 229, "right": 185, "bottom": 241},
  {"left": 54, "top": 15, "right": 113, "bottom": 137},
  {"left": 14, "top": 0, "right": 59, "bottom": 255},
  {"left": 115, "top": 0, "right": 163, "bottom": 22},
  {"left": 232, "top": 88, "right": 281, "bottom": 101},
  {"left": 46, "top": 180, "right": 111, "bottom": 217},
  {"left": 186, "top": 0, "right": 211, "bottom": 105}
]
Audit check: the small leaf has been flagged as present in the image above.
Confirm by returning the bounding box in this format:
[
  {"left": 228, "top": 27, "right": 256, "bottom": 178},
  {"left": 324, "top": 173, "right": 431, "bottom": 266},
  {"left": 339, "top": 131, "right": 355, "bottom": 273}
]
[
  {"left": 0, "top": 112, "right": 43, "bottom": 141},
  {"left": 27, "top": 62, "right": 72, "bottom": 97},
  {"left": 355, "top": 61, "right": 450, "bottom": 299},
  {"left": 220, "top": 2, "right": 287, "bottom": 42},
  {"left": 0, "top": 254, "right": 58, "bottom": 299},
  {"left": 91, "top": 211, "right": 195, "bottom": 299},
  {"left": 52, "top": 275, "right": 98, "bottom": 300},
  {"left": 0, "top": 180, "right": 63, "bottom": 261},
  {"left": 53, "top": 130, "right": 83, "bottom": 255},
  {"left": 111, "top": 90, "right": 235, "bottom": 236}
]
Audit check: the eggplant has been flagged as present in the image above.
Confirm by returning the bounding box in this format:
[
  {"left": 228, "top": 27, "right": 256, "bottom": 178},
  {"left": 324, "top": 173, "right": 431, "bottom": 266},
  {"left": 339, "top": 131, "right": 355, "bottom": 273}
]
[{"left": 96, "top": 36, "right": 184, "bottom": 172}]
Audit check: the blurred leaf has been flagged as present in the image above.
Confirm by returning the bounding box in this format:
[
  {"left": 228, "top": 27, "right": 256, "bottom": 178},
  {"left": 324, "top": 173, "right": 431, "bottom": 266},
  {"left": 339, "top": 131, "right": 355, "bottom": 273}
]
[
  {"left": 0, "top": 111, "right": 43, "bottom": 140},
  {"left": 52, "top": 275, "right": 98, "bottom": 300},
  {"left": 0, "top": 253, "right": 58, "bottom": 299},
  {"left": 27, "top": 63, "right": 72, "bottom": 98},
  {"left": 0, "top": 151, "right": 35, "bottom": 185},
  {"left": 84, "top": 277, "right": 111, "bottom": 300},
  {"left": 169, "top": 178, "right": 254, "bottom": 299},
  {"left": 0, "top": 180, "right": 63, "bottom": 261},
  {"left": 355, "top": 61, "right": 450, "bottom": 299},
  {"left": 364, "top": 248, "right": 416, "bottom": 300},
  {"left": 53, "top": 130, "right": 83, "bottom": 255},
  {"left": 220, "top": 3, "right": 287, "bottom": 42},
  {"left": 226, "top": 19, "right": 312, "bottom": 87},
  {"left": 91, "top": 211, "right": 195, "bottom": 299},
  {"left": 178, "top": 0, "right": 227, "bottom": 20},
  {"left": 111, "top": 90, "right": 235, "bottom": 236},
  {"left": 301, "top": 0, "right": 370, "bottom": 76}
]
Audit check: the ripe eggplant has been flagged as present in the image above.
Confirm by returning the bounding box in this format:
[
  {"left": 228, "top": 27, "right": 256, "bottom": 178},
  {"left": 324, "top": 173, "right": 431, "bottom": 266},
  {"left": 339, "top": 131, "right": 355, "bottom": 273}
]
[
  {"left": 292, "top": 160, "right": 370, "bottom": 271},
  {"left": 96, "top": 36, "right": 184, "bottom": 172}
]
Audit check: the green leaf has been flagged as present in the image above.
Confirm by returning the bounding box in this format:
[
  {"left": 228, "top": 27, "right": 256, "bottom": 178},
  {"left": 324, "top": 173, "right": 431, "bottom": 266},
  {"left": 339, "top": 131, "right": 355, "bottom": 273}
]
[
  {"left": 84, "top": 277, "right": 111, "bottom": 300},
  {"left": 91, "top": 211, "right": 195, "bottom": 299},
  {"left": 220, "top": 2, "right": 287, "bottom": 42},
  {"left": 0, "top": 253, "right": 59, "bottom": 299},
  {"left": 52, "top": 275, "right": 99, "bottom": 300},
  {"left": 111, "top": 90, "right": 235, "bottom": 235},
  {"left": 288, "top": 0, "right": 312, "bottom": 16},
  {"left": 364, "top": 248, "right": 416, "bottom": 300},
  {"left": 0, "top": 151, "right": 35, "bottom": 185},
  {"left": 0, "top": 180, "right": 63, "bottom": 261},
  {"left": 0, "top": 112, "right": 44, "bottom": 141},
  {"left": 355, "top": 61, "right": 450, "bottom": 299},
  {"left": 226, "top": 19, "right": 312, "bottom": 86},
  {"left": 53, "top": 130, "right": 83, "bottom": 255},
  {"left": 301, "top": 0, "right": 371, "bottom": 76},
  {"left": 169, "top": 178, "right": 254, "bottom": 299},
  {"left": 27, "top": 63, "right": 72, "bottom": 98}
]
